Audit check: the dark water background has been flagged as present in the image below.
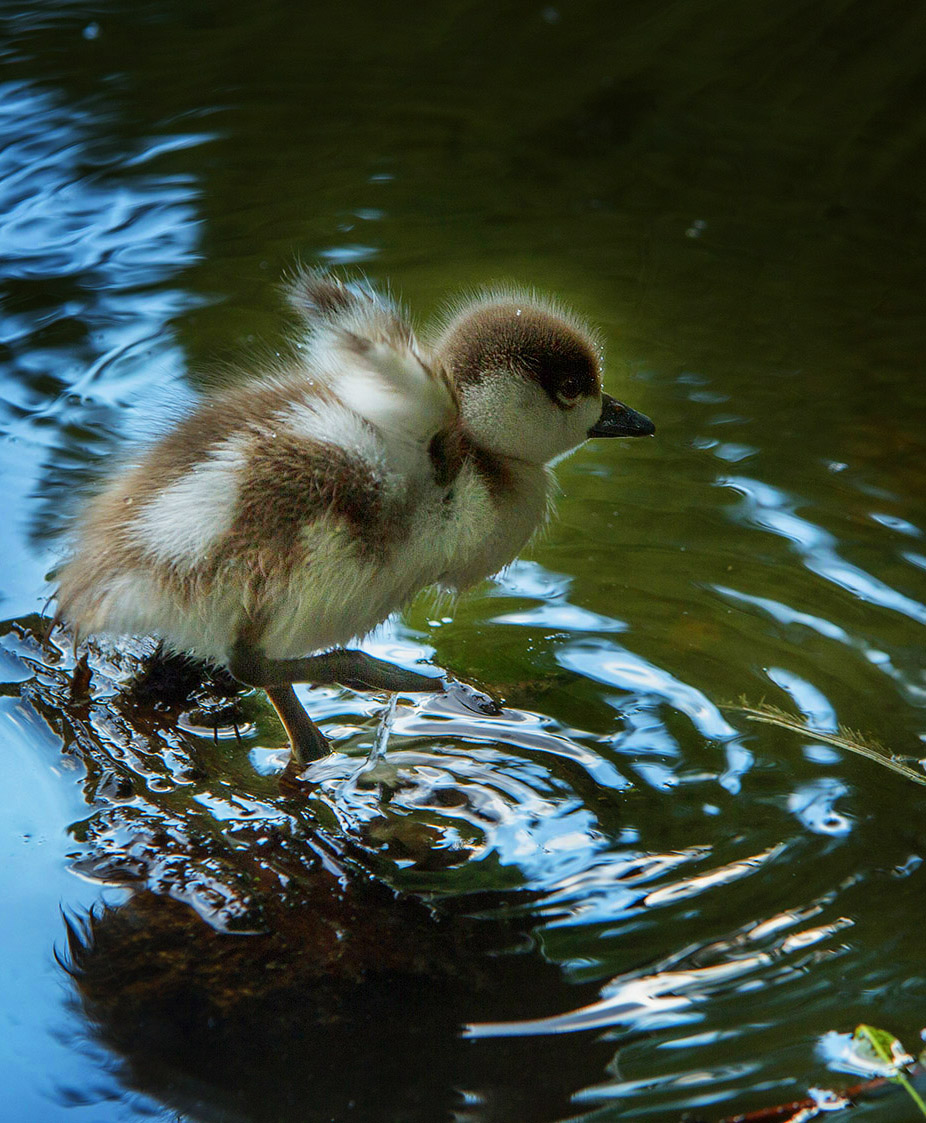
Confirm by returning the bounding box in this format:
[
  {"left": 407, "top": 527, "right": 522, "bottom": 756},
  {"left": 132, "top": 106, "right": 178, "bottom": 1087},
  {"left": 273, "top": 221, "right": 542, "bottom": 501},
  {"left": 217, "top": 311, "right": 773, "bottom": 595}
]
[{"left": 3, "top": 2, "right": 926, "bottom": 1120}]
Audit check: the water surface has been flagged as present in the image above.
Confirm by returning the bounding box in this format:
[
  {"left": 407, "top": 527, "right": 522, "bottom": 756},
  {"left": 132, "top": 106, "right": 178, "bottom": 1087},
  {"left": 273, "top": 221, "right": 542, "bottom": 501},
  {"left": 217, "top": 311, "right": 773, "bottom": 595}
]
[{"left": 2, "top": 2, "right": 926, "bottom": 1121}]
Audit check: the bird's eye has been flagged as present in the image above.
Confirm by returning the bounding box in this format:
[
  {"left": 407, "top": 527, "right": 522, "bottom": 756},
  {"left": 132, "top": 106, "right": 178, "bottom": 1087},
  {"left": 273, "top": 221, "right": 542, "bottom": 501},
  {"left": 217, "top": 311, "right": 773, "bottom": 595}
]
[{"left": 556, "top": 376, "right": 583, "bottom": 405}]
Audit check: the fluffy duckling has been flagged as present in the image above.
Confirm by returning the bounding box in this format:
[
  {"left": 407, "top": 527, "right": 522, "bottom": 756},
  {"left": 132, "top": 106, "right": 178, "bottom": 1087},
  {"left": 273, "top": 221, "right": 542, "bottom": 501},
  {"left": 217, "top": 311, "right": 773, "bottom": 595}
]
[{"left": 56, "top": 270, "right": 654, "bottom": 763}]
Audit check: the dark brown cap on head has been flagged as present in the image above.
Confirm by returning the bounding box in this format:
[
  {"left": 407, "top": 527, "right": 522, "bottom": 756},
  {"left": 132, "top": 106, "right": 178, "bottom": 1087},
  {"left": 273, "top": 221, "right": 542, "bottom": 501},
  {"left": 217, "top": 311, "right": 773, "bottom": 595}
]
[{"left": 437, "top": 299, "right": 602, "bottom": 406}]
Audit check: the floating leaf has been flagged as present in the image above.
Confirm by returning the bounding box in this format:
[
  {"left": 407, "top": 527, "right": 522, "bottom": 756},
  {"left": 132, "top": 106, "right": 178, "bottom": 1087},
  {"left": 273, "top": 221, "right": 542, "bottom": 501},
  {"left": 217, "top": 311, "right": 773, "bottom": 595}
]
[{"left": 853, "top": 1024, "right": 926, "bottom": 1118}]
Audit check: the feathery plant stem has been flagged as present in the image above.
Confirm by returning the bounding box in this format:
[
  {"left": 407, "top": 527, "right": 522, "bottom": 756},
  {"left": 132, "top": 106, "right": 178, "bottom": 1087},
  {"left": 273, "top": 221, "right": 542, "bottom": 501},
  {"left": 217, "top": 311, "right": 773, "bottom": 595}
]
[{"left": 726, "top": 700, "right": 926, "bottom": 788}]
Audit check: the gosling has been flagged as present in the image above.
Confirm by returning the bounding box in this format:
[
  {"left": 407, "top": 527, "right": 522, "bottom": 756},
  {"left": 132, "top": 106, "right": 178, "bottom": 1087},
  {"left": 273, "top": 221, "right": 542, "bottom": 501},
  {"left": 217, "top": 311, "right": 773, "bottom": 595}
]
[{"left": 55, "top": 270, "right": 654, "bottom": 763}]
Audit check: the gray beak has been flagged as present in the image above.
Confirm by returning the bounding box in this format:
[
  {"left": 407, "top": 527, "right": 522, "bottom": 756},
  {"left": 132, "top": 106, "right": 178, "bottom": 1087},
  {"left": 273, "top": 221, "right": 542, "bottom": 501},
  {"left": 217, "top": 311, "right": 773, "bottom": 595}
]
[{"left": 587, "top": 393, "right": 655, "bottom": 438}]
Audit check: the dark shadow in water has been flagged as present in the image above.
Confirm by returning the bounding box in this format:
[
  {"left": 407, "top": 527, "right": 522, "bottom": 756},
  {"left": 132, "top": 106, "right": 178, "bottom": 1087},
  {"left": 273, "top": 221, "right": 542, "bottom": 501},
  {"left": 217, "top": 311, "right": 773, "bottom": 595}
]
[
  {"left": 62, "top": 887, "right": 614, "bottom": 1123},
  {"left": 8, "top": 620, "right": 615, "bottom": 1123}
]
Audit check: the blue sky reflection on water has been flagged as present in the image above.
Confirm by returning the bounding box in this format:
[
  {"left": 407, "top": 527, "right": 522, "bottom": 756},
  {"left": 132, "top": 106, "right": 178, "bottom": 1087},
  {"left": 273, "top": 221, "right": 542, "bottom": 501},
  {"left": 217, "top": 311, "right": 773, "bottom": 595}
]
[{"left": 0, "top": 74, "right": 209, "bottom": 1123}]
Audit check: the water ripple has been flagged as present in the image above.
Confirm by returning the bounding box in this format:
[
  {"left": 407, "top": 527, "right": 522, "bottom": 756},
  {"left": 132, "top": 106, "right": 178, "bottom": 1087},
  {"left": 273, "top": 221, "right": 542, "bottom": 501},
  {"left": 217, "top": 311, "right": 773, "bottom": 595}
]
[
  {"left": 0, "top": 84, "right": 204, "bottom": 285},
  {"left": 468, "top": 905, "right": 854, "bottom": 1039},
  {"left": 301, "top": 723, "right": 613, "bottom": 885},
  {"left": 766, "top": 667, "right": 838, "bottom": 732},
  {"left": 715, "top": 585, "right": 926, "bottom": 705},
  {"left": 558, "top": 638, "right": 740, "bottom": 741},
  {"left": 0, "top": 79, "right": 209, "bottom": 612},
  {"left": 788, "top": 779, "right": 853, "bottom": 836},
  {"left": 721, "top": 475, "right": 926, "bottom": 625}
]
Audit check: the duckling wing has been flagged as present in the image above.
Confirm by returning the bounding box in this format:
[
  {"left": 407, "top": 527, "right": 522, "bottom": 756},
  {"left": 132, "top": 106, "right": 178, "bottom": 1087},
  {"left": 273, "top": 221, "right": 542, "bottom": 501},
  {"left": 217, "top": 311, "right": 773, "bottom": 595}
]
[
  {"left": 329, "top": 334, "right": 457, "bottom": 448},
  {"left": 286, "top": 266, "right": 459, "bottom": 471}
]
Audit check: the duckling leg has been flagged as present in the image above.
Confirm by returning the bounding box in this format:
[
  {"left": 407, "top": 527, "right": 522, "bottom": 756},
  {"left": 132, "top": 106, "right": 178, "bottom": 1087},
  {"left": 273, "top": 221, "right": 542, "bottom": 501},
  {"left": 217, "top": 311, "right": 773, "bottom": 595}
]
[
  {"left": 291, "top": 650, "right": 442, "bottom": 693},
  {"left": 325, "top": 653, "right": 501, "bottom": 714},
  {"left": 263, "top": 684, "right": 330, "bottom": 765},
  {"left": 229, "top": 642, "right": 501, "bottom": 762},
  {"left": 230, "top": 643, "right": 333, "bottom": 764},
  {"left": 230, "top": 642, "right": 440, "bottom": 694},
  {"left": 306, "top": 651, "right": 500, "bottom": 714},
  {"left": 230, "top": 643, "right": 434, "bottom": 764}
]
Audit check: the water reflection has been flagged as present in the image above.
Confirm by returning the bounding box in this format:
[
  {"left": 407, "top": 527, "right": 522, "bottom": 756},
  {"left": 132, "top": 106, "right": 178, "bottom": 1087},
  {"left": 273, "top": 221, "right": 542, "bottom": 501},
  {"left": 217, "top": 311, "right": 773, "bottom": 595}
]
[
  {"left": 3, "top": 608, "right": 894, "bottom": 1121},
  {"left": 787, "top": 778, "right": 853, "bottom": 837},
  {"left": 470, "top": 905, "right": 853, "bottom": 1039},
  {"left": 766, "top": 666, "right": 838, "bottom": 731},
  {"left": 715, "top": 582, "right": 926, "bottom": 707},
  {"left": 559, "top": 639, "right": 740, "bottom": 742},
  {"left": 0, "top": 77, "right": 206, "bottom": 607},
  {"left": 63, "top": 872, "right": 613, "bottom": 1123},
  {"left": 24, "top": 624, "right": 618, "bottom": 1122},
  {"left": 721, "top": 474, "right": 926, "bottom": 626}
]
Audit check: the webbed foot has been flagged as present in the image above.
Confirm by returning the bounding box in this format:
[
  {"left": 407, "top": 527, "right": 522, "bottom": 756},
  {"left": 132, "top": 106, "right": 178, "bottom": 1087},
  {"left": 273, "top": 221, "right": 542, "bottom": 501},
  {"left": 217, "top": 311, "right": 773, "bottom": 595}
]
[{"left": 441, "top": 677, "right": 503, "bottom": 717}]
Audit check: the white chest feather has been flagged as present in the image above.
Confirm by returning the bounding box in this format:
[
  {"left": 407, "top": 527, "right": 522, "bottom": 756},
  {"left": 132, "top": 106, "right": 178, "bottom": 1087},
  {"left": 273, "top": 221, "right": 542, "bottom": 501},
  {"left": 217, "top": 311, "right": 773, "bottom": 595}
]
[
  {"left": 257, "top": 457, "right": 551, "bottom": 662},
  {"left": 430, "top": 460, "right": 552, "bottom": 589}
]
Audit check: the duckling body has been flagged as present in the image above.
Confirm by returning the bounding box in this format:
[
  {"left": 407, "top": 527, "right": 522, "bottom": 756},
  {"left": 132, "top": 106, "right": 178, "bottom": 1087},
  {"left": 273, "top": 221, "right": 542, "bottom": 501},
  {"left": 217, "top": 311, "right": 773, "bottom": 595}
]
[{"left": 56, "top": 270, "right": 654, "bottom": 762}]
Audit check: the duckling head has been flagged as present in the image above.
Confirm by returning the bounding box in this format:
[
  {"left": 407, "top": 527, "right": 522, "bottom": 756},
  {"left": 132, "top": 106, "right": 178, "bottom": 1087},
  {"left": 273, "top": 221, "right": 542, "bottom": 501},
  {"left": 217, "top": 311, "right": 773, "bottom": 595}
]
[{"left": 434, "top": 290, "right": 653, "bottom": 464}]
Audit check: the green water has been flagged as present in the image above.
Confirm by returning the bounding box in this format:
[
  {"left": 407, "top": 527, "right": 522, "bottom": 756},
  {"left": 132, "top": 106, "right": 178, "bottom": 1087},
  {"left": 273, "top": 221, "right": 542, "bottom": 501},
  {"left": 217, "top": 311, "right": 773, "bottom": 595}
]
[{"left": 2, "top": 2, "right": 926, "bottom": 1120}]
